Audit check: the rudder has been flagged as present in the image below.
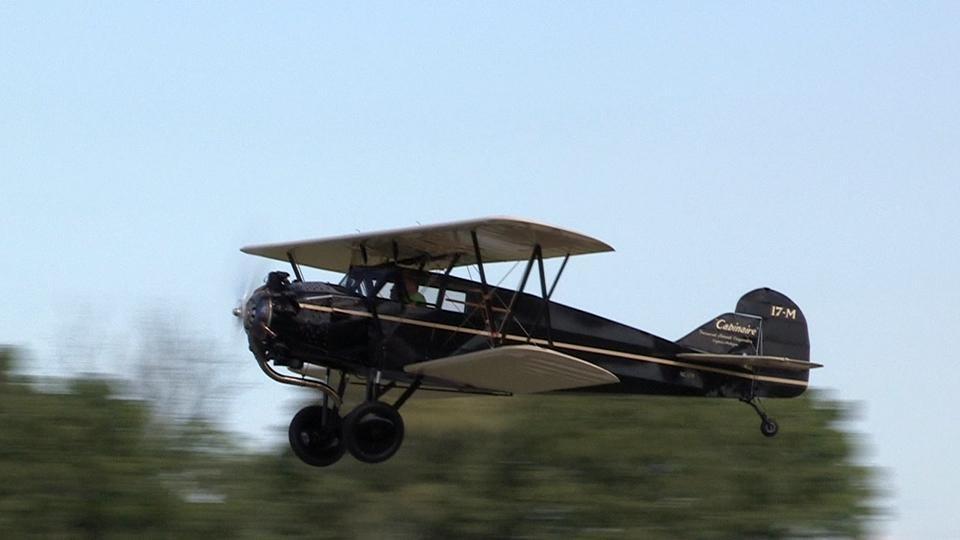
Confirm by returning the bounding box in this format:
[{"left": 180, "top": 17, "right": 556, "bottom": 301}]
[{"left": 736, "top": 288, "right": 809, "bottom": 361}]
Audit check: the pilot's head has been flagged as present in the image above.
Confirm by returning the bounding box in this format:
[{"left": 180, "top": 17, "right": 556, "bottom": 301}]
[{"left": 403, "top": 272, "right": 419, "bottom": 295}]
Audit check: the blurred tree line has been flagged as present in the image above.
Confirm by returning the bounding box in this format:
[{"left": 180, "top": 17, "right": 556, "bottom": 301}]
[{"left": 0, "top": 347, "right": 880, "bottom": 539}]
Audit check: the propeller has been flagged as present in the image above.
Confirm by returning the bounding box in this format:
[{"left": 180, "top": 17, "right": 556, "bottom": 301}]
[
  {"left": 232, "top": 275, "right": 260, "bottom": 328},
  {"left": 233, "top": 270, "right": 299, "bottom": 345},
  {"left": 231, "top": 259, "right": 270, "bottom": 334}
]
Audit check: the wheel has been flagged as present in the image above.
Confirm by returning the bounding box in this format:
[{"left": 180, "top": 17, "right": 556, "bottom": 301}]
[
  {"left": 288, "top": 405, "right": 346, "bottom": 467},
  {"left": 343, "top": 401, "right": 405, "bottom": 464},
  {"left": 760, "top": 418, "right": 779, "bottom": 438}
]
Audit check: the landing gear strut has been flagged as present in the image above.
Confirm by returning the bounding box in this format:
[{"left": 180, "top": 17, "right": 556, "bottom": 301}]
[{"left": 741, "top": 396, "right": 779, "bottom": 438}]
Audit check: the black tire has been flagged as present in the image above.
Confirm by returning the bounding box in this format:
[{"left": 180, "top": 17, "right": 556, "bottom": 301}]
[
  {"left": 343, "top": 401, "right": 405, "bottom": 464},
  {"left": 760, "top": 418, "right": 779, "bottom": 438},
  {"left": 288, "top": 405, "right": 346, "bottom": 467}
]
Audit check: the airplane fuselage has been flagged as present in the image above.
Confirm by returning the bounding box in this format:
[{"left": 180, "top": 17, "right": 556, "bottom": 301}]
[{"left": 244, "top": 267, "right": 806, "bottom": 401}]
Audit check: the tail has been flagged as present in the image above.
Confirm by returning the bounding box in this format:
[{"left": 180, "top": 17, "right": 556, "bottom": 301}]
[
  {"left": 677, "top": 288, "right": 813, "bottom": 398},
  {"left": 678, "top": 288, "right": 809, "bottom": 360}
]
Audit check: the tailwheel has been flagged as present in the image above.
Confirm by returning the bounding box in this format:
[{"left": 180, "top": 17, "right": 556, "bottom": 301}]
[
  {"left": 741, "top": 396, "right": 780, "bottom": 439},
  {"left": 343, "top": 401, "right": 405, "bottom": 464},
  {"left": 760, "top": 418, "right": 779, "bottom": 438},
  {"left": 288, "top": 405, "right": 346, "bottom": 467}
]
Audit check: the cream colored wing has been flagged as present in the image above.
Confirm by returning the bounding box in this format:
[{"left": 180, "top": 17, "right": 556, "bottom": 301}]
[
  {"left": 241, "top": 216, "right": 613, "bottom": 273},
  {"left": 403, "top": 344, "right": 620, "bottom": 394}
]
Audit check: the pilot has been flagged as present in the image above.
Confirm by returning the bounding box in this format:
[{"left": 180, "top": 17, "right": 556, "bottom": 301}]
[{"left": 402, "top": 272, "right": 427, "bottom": 305}]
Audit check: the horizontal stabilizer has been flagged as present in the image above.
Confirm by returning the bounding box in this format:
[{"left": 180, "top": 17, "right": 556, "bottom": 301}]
[
  {"left": 676, "top": 353, "right": 823, "bottom": 372},
  {"left": 404, "top": 345, "right": 620, "bottom": 394}
]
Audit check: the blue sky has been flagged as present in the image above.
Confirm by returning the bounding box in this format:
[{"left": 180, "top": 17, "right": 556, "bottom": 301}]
[{"left": 2, "top": 2, "right": 958, "bottom": 537}]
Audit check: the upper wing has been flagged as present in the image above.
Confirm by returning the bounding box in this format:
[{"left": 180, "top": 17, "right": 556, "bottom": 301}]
[
  {"left": 676, "top": 353, "right": 823, "bottom": 372},
  {"left": 403, "top": 344, "right": 620, "bottom": 394},
  {"left": 240, "top": 216, "right": 613, "bottom": 273}
]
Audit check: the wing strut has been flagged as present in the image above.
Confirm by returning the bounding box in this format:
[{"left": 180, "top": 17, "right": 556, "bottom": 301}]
[
  {"left": 547, "top": 253, "right": 570, "bottom": 298},
  {"left": 497, "top": 246, "right": 538, "bottom": 339},
  {"left": 286, "top": 251, "right": 304, "bottom": 282},
  {"left": 471, "top": 230, "right": 497, "bottom": 344},
  {"left": 493, "top": 246, "right": 569, "bottom": 348},
  {"left": 536, "top": 249, "right": 554, "bottom": 346},
  {"left": 435, "top": 253, "right": 461, "bottom": 309},
  {"left": 527, "top": 251, "right": 569, "bottom": 347}
]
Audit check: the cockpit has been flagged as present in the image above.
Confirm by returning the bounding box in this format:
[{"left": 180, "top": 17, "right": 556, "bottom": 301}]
[{"left": 338, "top": 265, "right": 467, "bottom": 313}]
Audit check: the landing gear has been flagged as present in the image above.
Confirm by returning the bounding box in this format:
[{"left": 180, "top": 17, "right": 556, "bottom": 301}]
[
  {"left": 288, "top": 405, "right": 346, "bottom": 467},
  {"left": 287, "top": 370, "right": 417, "bottom": 467},
  {"left": 741, "top": 396, "right": 779, "bottom": 438},
  {"left": 343, "top": 401, "right": 405, "bottom": 463},
  {"left": 760, "top": 417, "right": 779, "bottom": 437}
]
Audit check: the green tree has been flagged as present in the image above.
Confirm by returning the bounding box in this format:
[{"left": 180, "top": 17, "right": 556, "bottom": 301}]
[
  {"left": 0, "top": 348, "right": 236, "bottom": 539},
  {"left": 0, "top": 350, "right": 172, "bottom": 538},
  {"left": 224, "top": 393, "right": 878, "bottom": 539},
  {"left": 0, "top": 346, "right": 881, "bottom": 539}
]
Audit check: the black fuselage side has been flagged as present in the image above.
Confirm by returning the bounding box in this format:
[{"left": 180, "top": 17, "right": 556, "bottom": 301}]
[{"left": 251, "top": 267, "right": 805, "bottom": 400}]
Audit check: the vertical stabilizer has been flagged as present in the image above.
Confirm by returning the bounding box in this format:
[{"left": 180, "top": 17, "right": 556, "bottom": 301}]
[{"left": 678, "top": 288, "right": 809, "bottom": 361}]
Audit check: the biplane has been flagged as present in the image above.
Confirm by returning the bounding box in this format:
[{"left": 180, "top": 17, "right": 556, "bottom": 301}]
[{"left": 236, "top": 217, "right": 821, "bottom": 466}]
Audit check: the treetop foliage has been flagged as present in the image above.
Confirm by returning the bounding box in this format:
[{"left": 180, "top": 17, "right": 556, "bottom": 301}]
[{"left": 0, "top": 347, "right": 880, "bottom": 539}]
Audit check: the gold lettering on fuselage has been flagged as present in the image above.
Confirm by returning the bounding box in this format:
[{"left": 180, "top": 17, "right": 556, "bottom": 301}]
[
  {"left": 770, "top": 305, "right": 798, "bottom": 320},
  {"left": 715, "top": 319, "right": 758, "bottom": 337}
]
